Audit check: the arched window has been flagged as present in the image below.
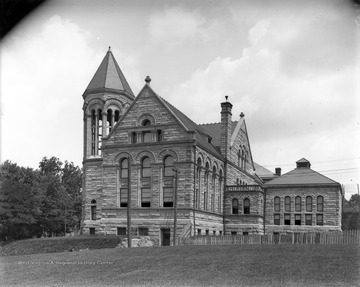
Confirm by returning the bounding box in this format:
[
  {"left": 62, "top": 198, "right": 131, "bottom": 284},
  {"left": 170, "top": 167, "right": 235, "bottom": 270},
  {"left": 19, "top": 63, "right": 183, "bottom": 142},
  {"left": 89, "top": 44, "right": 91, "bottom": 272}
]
[
  {"left": 164, "top": 156, "right": 174, "bottom": 177},
  {"left": 285, "top": 196, "right": 291, "bottom": 212},
  {"left": 295, "top": 196, "right": 301, "bottom": 212},
  {"left": 141, "top": 157, "right": 151, "bottom": 178},
  {"left": 204, "top": 162, "right": 210, "bottom": 210},
  {"left": 232, "top": 198, "right": 239, "bottom": 214},
  {"left": 274, "top": 196, "right": 280, "bottom": 212},
  {"left": 120, "top": 158, "right": 129, "bottom": 207},
  {"left": 306, "top": 196, "right": 313, "bottom": 212},
  {"left": 212, "top": 167, "right": 216, "bottom": 212},
  {"left": 241, "top": 150, "right": 245, "bottom": 169},
  {"left": 243, "top": 198, "right": 250, "bottom": 214},
  {"left": 120, "top": 158, "right": 128, "bottom": 178},
  {"left": 196, "top": 158, "right": 202, "bottom": 209},
  {"left": 91, "top": 199, "right": 97, "bottom": 220},
  {"left": 317, "top": 196, "right": 324, "bottom": 212}
]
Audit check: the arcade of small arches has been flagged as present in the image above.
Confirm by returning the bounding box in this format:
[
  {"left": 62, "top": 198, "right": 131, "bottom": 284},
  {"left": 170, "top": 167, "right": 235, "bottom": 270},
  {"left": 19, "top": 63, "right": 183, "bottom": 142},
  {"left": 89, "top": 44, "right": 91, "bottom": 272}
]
[
  {"left": 195, "top": 157, "right": 224, "bottom": 213},
  {"left": 86, "top": 100, "right": 126, "bottom": 156}
]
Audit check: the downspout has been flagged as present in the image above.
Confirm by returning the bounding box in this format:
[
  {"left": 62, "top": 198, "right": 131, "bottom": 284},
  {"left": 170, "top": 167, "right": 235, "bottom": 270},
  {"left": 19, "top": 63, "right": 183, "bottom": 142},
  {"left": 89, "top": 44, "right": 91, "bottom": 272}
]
[{"left": 263, "top": 186, "right": 266, "bottom": 235}]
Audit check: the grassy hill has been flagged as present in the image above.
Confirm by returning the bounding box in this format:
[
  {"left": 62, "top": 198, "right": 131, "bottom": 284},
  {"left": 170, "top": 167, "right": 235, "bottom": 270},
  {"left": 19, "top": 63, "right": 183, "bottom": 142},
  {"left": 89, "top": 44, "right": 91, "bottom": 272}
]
[
  {"left": 2, "top": 244, "right": 359, "bottom": 287},
  {"left": 0, "top": 235, "right": 124, "bottom": 256}
]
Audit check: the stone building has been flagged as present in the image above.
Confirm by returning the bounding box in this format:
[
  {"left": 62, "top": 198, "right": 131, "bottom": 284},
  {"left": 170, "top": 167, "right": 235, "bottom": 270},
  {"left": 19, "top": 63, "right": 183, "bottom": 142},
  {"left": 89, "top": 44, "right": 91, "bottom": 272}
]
[{"left": 81, "top": 48, "right": 342, "bottom": 245}]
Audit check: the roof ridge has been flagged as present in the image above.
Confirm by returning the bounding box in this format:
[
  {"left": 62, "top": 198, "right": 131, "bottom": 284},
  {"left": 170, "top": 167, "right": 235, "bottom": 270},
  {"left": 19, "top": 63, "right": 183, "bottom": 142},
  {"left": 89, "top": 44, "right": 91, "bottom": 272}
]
[{"left": 160, "top": 97, "right": 206, "bottom": 133}]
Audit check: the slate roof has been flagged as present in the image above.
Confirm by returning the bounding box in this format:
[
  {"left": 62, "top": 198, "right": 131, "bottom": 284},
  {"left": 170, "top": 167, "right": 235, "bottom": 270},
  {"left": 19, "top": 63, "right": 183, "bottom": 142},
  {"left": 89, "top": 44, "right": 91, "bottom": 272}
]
[
  {"left": 265, "top": 159, "right": 340, "bottom": 186},
  {"left": 253, "top": 162, "right": 278, "bottom": 180},
  {"left": 199, "top": 122, "right": 237, "bottom": 149},
  {"left": 160, "top": 97, "right": 223, "bottom": 159},
  {"left": 83, "top": 48, "right": 134, "bottom": 98}
]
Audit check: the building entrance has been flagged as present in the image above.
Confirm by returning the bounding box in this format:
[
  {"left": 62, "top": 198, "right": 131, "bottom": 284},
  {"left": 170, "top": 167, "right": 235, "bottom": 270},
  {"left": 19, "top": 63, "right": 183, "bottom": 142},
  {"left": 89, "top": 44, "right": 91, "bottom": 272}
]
[{"left": 161, "top": 228, "right": 171, "bottom": 246}]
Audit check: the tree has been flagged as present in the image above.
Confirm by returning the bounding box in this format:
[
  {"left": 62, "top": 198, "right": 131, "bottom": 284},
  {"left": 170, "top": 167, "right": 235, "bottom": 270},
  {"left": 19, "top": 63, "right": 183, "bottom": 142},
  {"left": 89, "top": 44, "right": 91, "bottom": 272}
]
[
  {"left": 349, "top": 193, "right": 359, "bottom": 204},
  {"left": 0, "top": 158, "right": 83, "bottom": 241},
  {"left": 0, "top": 161, "right": 41, "bottom": 240}
]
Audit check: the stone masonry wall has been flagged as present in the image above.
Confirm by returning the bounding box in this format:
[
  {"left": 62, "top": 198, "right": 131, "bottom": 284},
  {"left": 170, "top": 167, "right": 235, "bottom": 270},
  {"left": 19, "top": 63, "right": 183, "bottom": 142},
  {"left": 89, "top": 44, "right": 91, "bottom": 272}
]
[{"left": 264, "top": 186, "right": 342, "bottom": 234}]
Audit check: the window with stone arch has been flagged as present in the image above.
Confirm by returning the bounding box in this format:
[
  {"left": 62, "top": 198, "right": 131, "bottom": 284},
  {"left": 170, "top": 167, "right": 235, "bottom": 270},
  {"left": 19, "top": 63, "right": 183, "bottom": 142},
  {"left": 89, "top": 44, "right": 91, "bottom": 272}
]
[
  {"left": 285, "top": 196, "right": 291, "bottom": 212},
  {"left": 211, "top": 166, "right": 216, "bottom": 212},
  {"left": 141, "top": 157, "right": 151, "bottom": 178},
  {"left": 317, "top": 196, "right": 324, "bottom": 212},
  {"left": 90, "top": 108, "right": 103, "bottom": 156},
  {"left": 306, "top": 196, "right": 313, "bottom": 212},
  {"left": 106, "top": 108, "right": 121, "bottom": 135},
  {"left": 163, "top": 155, "right": 174, "bottom": 177},
  {"left": 196, "top": 158, "right": 202, "bottom": 209},
  {"left": 204, "top": 162, "right": 210, "bottom": 210},
  {"left": 119, "top": 158, "right": 129, "bottom": 207},
  {"left": 232, "top": 198, "right": 239, "bottom": 214},
  {"left": 274, "top": 196, "right": 280, "bottom": 212},
  {"left": 218, "top": 169, "right": 223, "bottom": 213},
  {"left": 120, "top": 158, "right": 129, "bottom": 179},
  {"left": 295, "top": 196, "right": 301, "bottom": 212},
  {"left": 243, "top": 198, "right": 250, "bottom": 214},
  {"left": 91, "top": 199, "right": 97, "bottom": 220}
]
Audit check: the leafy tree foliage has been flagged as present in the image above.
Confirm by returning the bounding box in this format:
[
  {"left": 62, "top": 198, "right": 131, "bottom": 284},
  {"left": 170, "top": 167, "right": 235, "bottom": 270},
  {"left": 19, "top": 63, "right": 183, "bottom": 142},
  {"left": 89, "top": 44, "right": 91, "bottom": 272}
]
[
  {"left": 0, "top": 157, "right": 82, "bottom": 241},
  {"left": 342, "top": 193, "right": 360, "bottom": 230}
]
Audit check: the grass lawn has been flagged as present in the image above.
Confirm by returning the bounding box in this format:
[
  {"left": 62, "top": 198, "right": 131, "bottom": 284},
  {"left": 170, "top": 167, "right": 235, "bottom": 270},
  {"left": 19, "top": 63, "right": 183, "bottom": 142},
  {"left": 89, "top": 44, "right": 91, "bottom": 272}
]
[{"left": 1, "top": 244, "right": 359, "bottom": 287}]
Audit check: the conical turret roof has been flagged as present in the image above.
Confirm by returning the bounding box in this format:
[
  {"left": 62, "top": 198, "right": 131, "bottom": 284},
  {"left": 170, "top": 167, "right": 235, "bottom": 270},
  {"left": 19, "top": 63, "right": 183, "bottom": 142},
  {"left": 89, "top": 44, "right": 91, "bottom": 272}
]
[{"left": 83, "top": 47, "right": 134, "bottom": 98}]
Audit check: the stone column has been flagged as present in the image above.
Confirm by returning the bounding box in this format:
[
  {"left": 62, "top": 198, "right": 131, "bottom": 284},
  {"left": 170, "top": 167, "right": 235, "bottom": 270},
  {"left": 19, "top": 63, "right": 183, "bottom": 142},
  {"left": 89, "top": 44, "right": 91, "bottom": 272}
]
[{"left": 102, "top": 111, "right": 107, "bottom": 137}]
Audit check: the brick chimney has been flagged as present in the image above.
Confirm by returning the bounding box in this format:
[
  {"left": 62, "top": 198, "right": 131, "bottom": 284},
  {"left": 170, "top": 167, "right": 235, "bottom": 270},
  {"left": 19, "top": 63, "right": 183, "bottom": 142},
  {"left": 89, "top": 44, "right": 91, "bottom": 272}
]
[
  {"left": 220, "top": 96, "right": 233, "bottom": 159},
  {"left": 275, "top": 168, "right": 281, "bottom": 176}
]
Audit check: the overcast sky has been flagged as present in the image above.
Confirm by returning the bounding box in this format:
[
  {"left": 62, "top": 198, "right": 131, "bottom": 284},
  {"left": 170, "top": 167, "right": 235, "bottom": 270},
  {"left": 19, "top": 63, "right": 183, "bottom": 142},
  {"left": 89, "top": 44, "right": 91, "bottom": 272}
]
[{"left": 1, "top": 0, "right": 359, "bottom": 198}]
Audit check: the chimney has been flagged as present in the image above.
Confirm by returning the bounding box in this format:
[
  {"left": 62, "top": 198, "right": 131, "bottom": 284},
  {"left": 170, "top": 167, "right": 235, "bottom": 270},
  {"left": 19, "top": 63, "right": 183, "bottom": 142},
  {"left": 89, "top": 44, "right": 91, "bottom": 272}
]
[
  {"left": 275, "top": 168, "right": 281, "bottom": 176},
  {"left": 220, "top": 96, "right": 233, "bottom": 159}
]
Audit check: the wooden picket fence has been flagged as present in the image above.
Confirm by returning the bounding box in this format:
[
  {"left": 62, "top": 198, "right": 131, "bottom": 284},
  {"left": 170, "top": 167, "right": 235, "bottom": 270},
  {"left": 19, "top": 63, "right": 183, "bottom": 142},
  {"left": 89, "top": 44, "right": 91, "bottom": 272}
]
[{"left": 178, "top": 229, "right": 360, "bottom": 245}]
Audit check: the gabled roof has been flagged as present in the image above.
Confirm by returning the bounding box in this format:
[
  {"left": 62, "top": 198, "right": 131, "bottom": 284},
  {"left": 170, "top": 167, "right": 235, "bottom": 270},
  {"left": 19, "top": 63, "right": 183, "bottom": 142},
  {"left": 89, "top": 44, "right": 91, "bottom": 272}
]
[
  {"left": 265, "top": 159, "right": 340, "bottom": 186},
  {"left": 83, "top": 48, "right": 134, "bottom": 98},
  {"left": 159, "top": 96, "right": 223, "bottom": 159},
  {"left": 114, "top": 83, "right": 223, "bottom": 159}
]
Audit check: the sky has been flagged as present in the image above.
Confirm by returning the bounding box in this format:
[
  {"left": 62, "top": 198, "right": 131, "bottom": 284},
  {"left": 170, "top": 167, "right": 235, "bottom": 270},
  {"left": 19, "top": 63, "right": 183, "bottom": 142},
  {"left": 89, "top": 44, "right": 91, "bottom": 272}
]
[{"left": 1, "top": 0, "right": 359, "bottom": 198}]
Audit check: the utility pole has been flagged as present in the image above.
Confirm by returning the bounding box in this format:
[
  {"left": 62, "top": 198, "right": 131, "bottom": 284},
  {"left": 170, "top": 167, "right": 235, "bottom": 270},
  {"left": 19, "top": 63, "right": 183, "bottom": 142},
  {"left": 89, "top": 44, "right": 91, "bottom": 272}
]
[
  {"left": 173, "top": 169, "right": 179, "bottom": 246},
  {"left": 127, "top": 157, "right": 132, "bottom": 247}
]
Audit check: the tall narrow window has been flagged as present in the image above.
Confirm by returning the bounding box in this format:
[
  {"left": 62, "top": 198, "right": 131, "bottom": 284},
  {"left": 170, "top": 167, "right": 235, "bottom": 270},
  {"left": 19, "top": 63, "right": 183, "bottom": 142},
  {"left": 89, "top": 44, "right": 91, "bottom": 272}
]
[
  {"left": 274, "top": 196, "right": 280, "bottom": 212},
  {"left": 317, "top": 196, "right": 324, "bottom": 212},
  {"left": 157, "top": 130, "right": 163, "bottom": 142},
  {"left": 274, "top": 214, "right": 280, "bottom": 225},
  {"left": 142, "top": 157, "right": 151, "bottom": 178},
  {"left": 131, "top": 132, "right": 137, "bottom": 143},
  {"left": 306, "top": 196, "right": 313, "bottom": 212},
  {"left": 196, "top": 158, "right": 202, "bottom": 209},
  {"left": 204, "top": 163, "right": 209, "bottom": 210},
  {"left": 243, "top": 198, "right": 250, "bottom": 214},
  {"left": 232, "top": 198, "right": 239, "bottom": 214},
  {"left": 141, "top": 188, "right": 151, "bottom": 207},
  {"left": 121, "top": 158, "right": 128, "bottom": 179},
  {"left": 91, "top": 199, "right": 97, "bottom": 220},
  {"left": 120, "top": 158, "right": 129, "bottom": 207},
  {"left": 163, "top": 187, "right": 173, "bottom": 207},
  {"left": 120, "top": 188, "right": 128, "bottom": 207},
  {"left": 295, "top": 196, "right": 301, "bottom": 212},
  {"left": 316, "top": 214, "right": 323, "bottom": 226},
  {"left": 285, "top": 196, "right": 291, "bottom": 212},
  {"left": 306, "top": 214, "right": 312, "bottom": 225},
  {"left": 164, "top": 156, "right": 174, "bottom": 177},
  {"left": 284, "top": 214, "right": 291, "bottom": 225},
  {"left": 295, "top": 214, "right": 301, "bottom": 225}
]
